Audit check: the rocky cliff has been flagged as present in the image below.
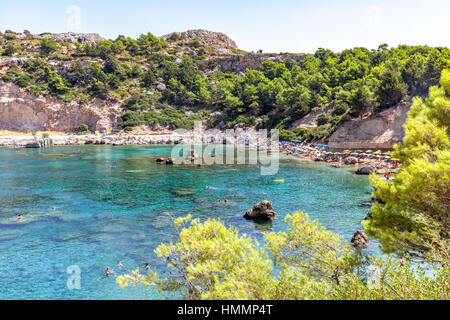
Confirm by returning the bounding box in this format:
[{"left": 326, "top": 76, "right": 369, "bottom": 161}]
[
  {"left": 327, "top": 101, "right": 411, "bottom": 149},
  {"left": 162, "top": 29, "right": 238, "bottom": 54},
  {"left": 37, "top": 32, "right": 105, "bottom": 44},
  {"left": 0, "top": 81, "right": 121, "bottom": 133}
]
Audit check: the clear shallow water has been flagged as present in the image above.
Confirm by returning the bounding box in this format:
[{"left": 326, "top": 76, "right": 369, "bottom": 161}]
[{"left": 0, "top": 145, "right": 377, "bottom": 300}]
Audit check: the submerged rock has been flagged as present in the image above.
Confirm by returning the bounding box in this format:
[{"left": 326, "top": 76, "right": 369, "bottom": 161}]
[
  {"left": 166, "top": 158, "right": 174, "bottom": 165},
  {"left": 156, "top": 157, "right": 166, "bottom": 163},
  {"left": 170, "top": 189, "right": 196, "bottom": 197},
  {"left": 351, "top": 230, "right": 370, "bottom": 249},
  {"left": 359, "top": 201, "right": 374, "bottom": 207},
  {"left": 243, "top": 200, "right": 277, "bottom": 221}
]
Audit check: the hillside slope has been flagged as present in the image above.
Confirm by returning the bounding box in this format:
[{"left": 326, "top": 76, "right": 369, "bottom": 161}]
[{"left": 0, "top": 29, "right": 449, "bottom": 147}]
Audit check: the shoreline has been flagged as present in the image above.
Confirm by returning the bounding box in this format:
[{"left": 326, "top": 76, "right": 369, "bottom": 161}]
[{"left": 0, "top": 132, "right": 399, "bottom": 174}]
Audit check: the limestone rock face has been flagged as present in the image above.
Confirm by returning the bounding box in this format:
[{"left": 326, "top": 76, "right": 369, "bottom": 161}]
[
  {"left": 38, "top": 32, "right": 105, "bottom": 44},
  {"left": 351, "top": 230, "right": 370, "bottom": 249},
  {"left": 328, "top": 101, "right": 411, "bottom": 149},
  {"left": 0, "top": 81, "right": 122, "bottom": 133},
  {"left": 162, "top": 29, "right": 239, "bottom": 51},
  {"left": 243, "top": 200, "right": 277, "bottom": 221}
]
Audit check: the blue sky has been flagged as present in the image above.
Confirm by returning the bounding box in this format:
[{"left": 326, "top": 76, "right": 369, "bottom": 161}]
[{"left": 1, "top": 0, "right": 449, "bottom": 53}]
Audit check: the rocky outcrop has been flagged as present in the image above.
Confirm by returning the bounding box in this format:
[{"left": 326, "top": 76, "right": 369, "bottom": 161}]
[
  {"left": 351, "top": 230, "right": 370, "bottom": 249},
  {"left": 38, "top": 32, "right": 105, "bottom": 44},
  {"left": 328, "top": 101, "right": 411, "bottom": 149},
  {"left": 0, "top": 81, "right": 122, "bottom": 133},
  {"left": 162, "top": 29, "right": 238, "bottom": 53},
  {"left": 243, "top": 200, "right": 277, "bottom": 221},
  {"left": 343, "top": 157, "right": 358, "bottom": 165}
]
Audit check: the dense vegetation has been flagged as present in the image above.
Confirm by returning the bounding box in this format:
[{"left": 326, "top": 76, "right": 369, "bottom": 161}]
[
  {"left": 116, "top": 69, "right": 450, "bottom": 299},
  {"left": 1, "top": 30, "right": 449, "bottom": 139}
]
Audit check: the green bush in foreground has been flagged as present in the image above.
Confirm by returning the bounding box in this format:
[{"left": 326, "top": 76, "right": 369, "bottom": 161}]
[{"left": 117, "top": 212, "right": 448, "bottom": 300}]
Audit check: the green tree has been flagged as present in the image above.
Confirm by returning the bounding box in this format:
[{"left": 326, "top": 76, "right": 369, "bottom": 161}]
[
  {"left": 376, "top": 61, "right": 408, "bottom": 108},
  {"left": 364, "top": 68, "right": 450, "bottom": 264},
  {"left": 40, "top": 38, "right": 58, "bottom": 54},
  {"left": 74, "top": 123, "right": 89, "bottom": 133}
]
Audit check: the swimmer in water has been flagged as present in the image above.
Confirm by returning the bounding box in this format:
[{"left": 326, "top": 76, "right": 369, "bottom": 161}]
[
  {"left": 105, "top": 267, "right": 111, "bottom": 277},
  {"left": 117, "top": 260, "right": 123, "bottom": 267},
  {"left": 145, "top": 262, "right": 150, "bottom": 270},
  {"left": 224, "top": 198, "right": 228, "bottom": 204},
  {"left": 217, "top": 199, "right": 221, "bottom": 203},
  {"left": 17, "top": 214, "right": 23, "bottom": 221}
]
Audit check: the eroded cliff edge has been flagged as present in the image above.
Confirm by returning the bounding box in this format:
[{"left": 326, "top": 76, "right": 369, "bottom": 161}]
[
  {"left": 0, "top": 80, "right": 122, "bottom": 133},
  {"left": 327, "top": 101, "right": 411, "bottom": 149}
]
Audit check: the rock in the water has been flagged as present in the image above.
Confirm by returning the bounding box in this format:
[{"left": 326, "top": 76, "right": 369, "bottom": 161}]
[
  {"left": 359, "top": 201, "right": 374, "bottom": 207},
  {"left": 243, "top": 200, "right": 277, "bottom": 221},
  {"left": 25, "top": 142, "right": 41, "bottom": 148},
  {"left": 156, "top": 157, "right": 166, "bottom": 163},
  {"left": 351, "top": 230, "right": 370, "bottom": 249},
  {"left": 355, "top": 166, "right": 375, "bottom": 175},
  {"left": 170, "top": 189, "right": 196, "bottom": 197},
  {"left": 165, "top": 158, "right": 174, "bottom": 165}
]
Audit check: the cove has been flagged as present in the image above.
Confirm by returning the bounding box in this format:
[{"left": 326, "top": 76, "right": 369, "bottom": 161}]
[{"left": 0, "top": 145, "right": 377, "bottom": 299}]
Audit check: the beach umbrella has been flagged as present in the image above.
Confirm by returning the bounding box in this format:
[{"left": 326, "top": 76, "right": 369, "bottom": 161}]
[
  {"left": 366, "top": 150, "right": 373, "bottom": 153},
  {"left": 345, "top": 150, "right": 352, "bottom": 152}
]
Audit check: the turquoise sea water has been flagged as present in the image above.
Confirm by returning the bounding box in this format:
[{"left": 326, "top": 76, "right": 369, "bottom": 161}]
[{"left": 0, "top": 145, "right": 376, "bottom": 300}]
